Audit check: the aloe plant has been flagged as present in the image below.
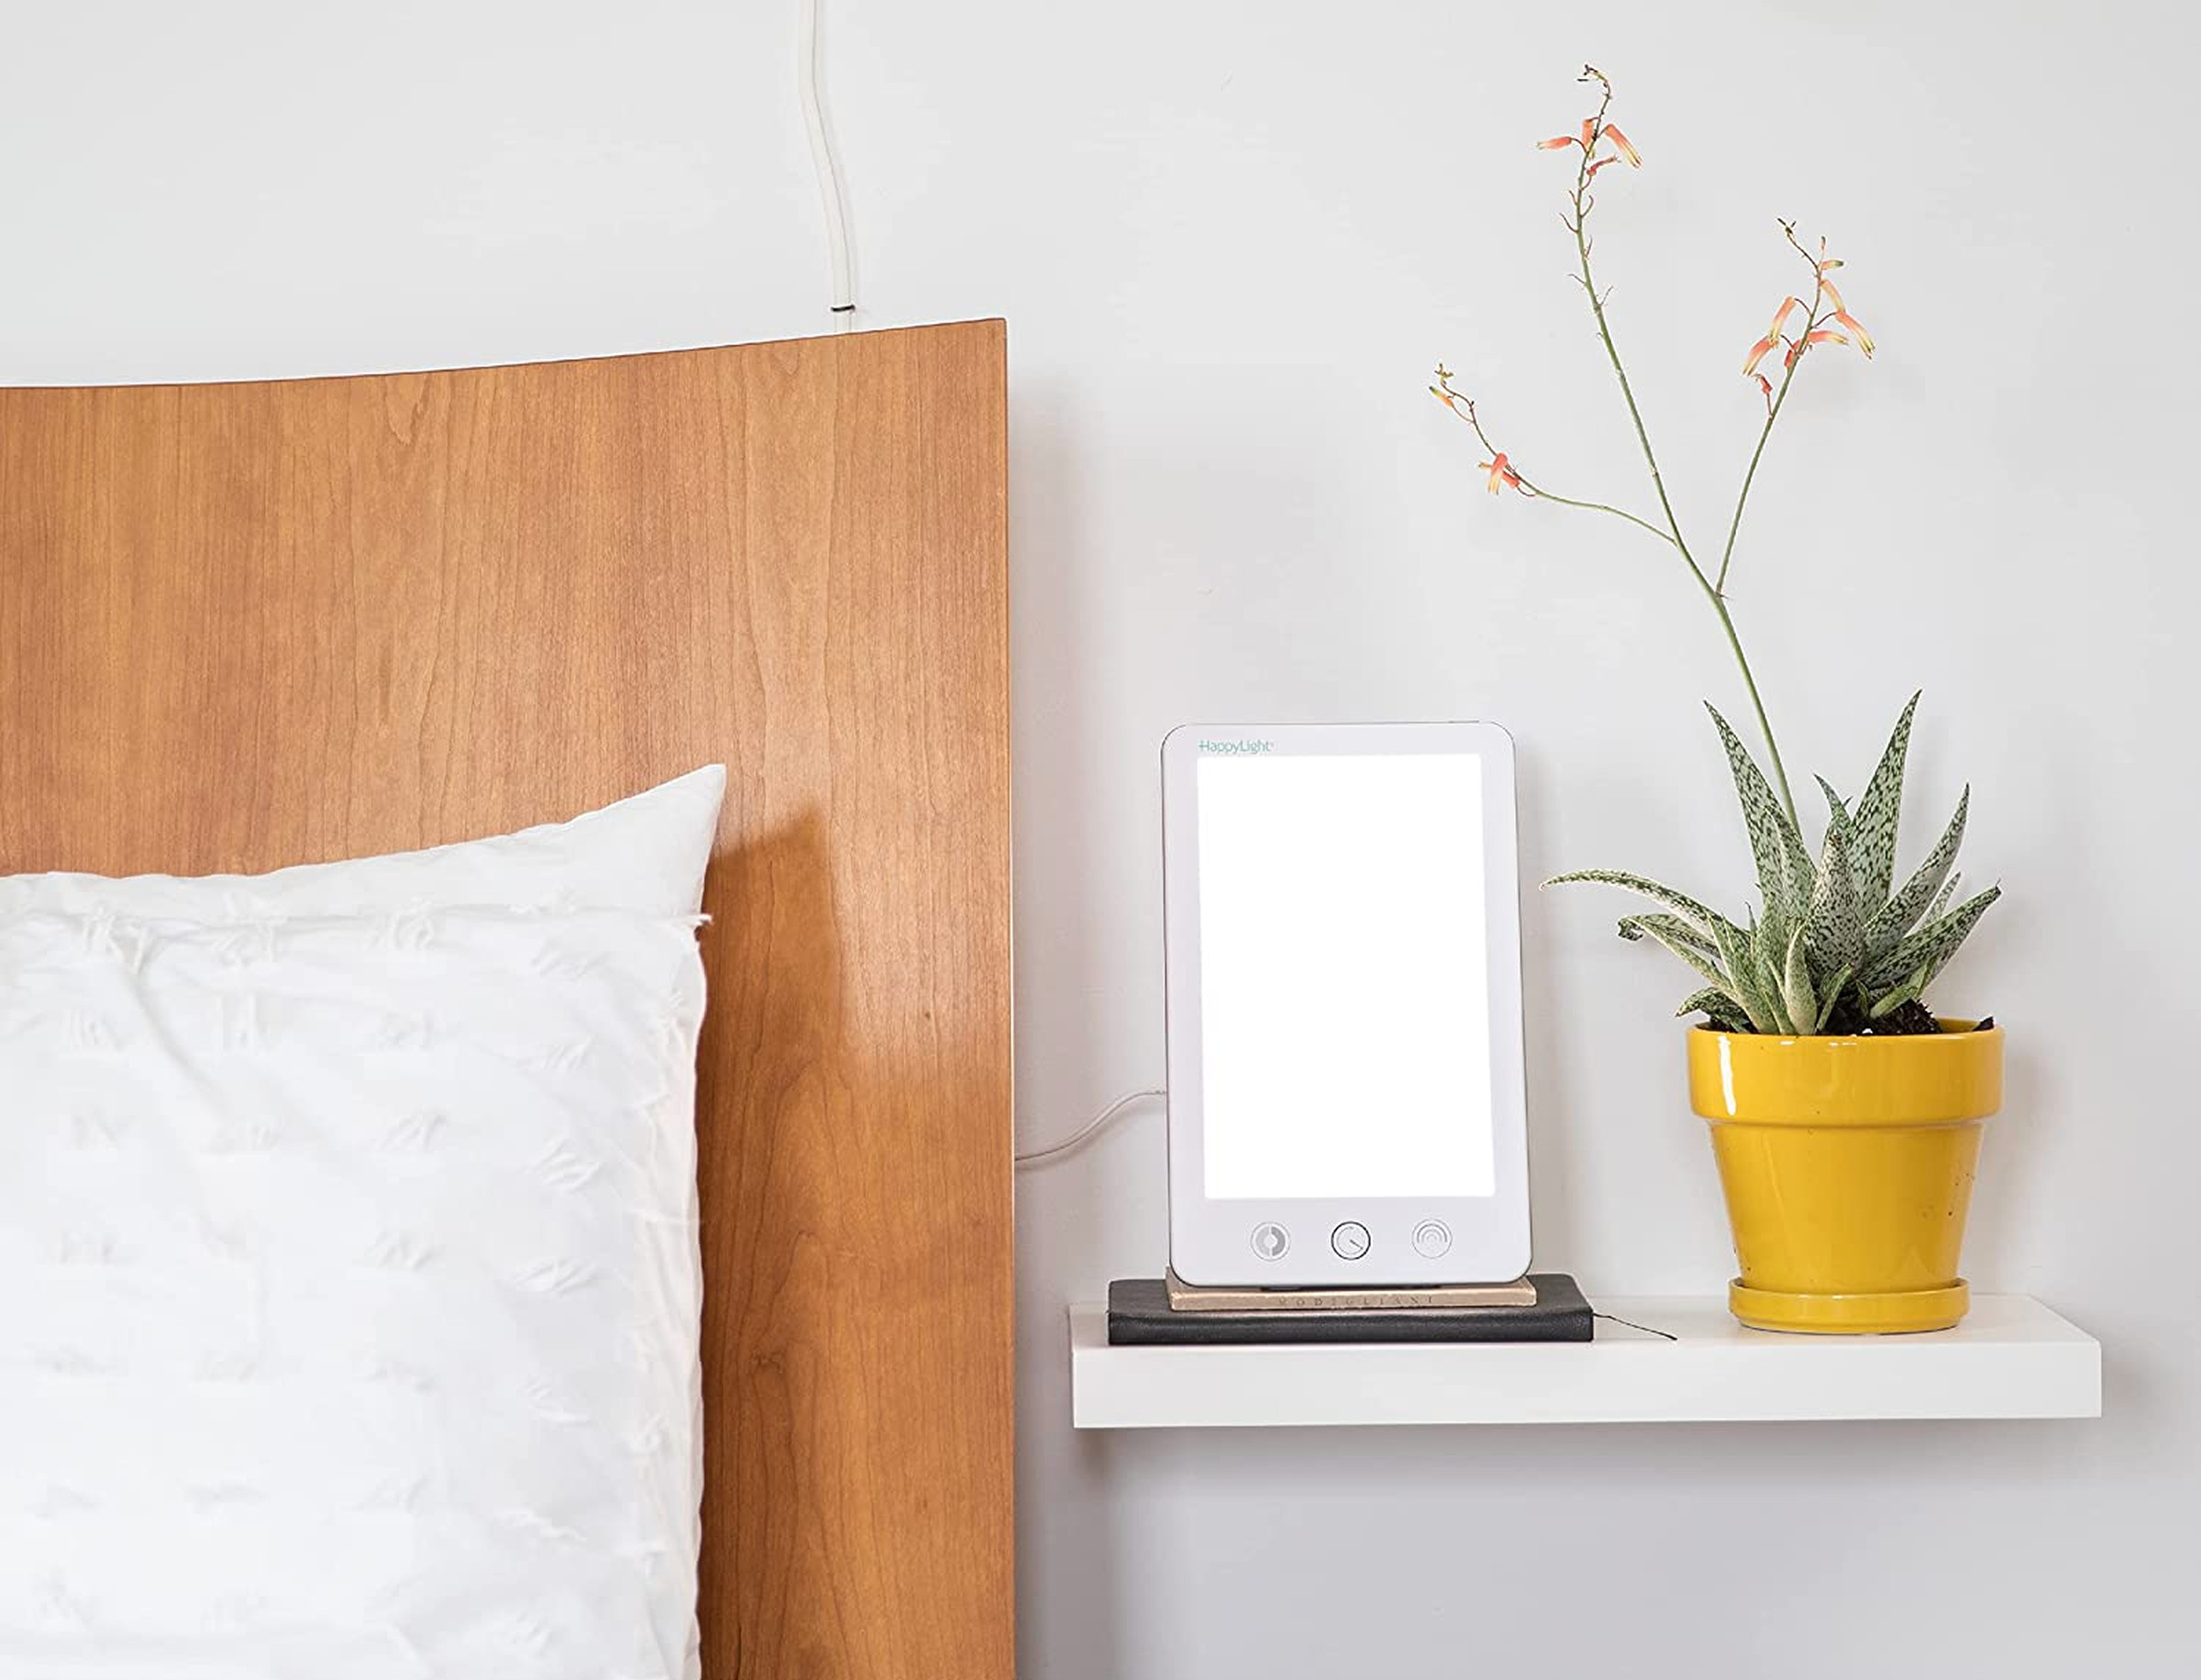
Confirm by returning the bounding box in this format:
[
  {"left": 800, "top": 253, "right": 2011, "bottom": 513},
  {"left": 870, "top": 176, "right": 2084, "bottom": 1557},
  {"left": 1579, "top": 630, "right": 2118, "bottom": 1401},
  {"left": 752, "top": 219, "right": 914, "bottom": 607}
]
[
  {"left": 1434, "top": 69, "right": 2004, "bottom": 1033},
  {"left": 1550, "top": 693, "right": 1998, "bottom": 1034}
]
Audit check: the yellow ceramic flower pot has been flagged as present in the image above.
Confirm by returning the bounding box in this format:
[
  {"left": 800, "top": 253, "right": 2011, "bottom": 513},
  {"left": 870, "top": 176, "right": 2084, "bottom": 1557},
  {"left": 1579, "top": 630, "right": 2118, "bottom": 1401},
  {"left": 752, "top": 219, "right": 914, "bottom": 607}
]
[{"left": 1687, "top": 1021, "right": 2003, "bottom": 1334}]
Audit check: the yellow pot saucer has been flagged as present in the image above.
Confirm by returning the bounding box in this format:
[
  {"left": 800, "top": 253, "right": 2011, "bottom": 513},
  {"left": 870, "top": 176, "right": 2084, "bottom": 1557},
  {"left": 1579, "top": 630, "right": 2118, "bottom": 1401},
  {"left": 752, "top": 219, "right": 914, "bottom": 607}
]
[{"left": 1730, "top": 1278, "right": 1971, "bottom": 1335}]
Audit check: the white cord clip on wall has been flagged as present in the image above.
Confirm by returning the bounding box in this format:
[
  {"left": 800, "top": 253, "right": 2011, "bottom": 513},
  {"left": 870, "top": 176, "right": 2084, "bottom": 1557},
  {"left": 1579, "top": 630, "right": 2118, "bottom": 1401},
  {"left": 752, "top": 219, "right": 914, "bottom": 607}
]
[{"left": 798, "top": 0, "right": 855, "bottom": 320}]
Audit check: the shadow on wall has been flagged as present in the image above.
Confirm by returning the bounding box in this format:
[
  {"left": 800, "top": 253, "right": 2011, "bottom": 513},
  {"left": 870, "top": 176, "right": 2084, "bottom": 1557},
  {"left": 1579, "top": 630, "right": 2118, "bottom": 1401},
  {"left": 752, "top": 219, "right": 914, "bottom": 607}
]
[{"left": 1007, "top": 383, "right": 1134, "bottom": 1680}]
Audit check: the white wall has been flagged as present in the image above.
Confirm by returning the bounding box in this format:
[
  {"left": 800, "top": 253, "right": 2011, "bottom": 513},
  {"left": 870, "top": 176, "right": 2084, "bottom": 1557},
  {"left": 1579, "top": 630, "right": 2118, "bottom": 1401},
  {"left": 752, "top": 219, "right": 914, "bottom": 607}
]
[{"left": 5, "top": 2, "right": 2195, "bottom": 1673}]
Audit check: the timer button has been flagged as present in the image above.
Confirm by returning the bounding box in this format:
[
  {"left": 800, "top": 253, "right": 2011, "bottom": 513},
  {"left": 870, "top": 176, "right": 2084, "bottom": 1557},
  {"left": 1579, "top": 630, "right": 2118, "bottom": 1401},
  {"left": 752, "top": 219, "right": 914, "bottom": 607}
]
[{"left": 1330, "top": 1221, "right": 1371, "bottom": 1261}]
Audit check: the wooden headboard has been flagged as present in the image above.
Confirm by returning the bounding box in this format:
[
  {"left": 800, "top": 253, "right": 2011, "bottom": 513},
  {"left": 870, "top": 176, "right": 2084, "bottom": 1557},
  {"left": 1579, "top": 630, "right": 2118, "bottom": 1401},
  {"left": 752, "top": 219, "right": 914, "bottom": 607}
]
[{"left": 0, "top": 321, "right": 1014, "bottom": 1677}]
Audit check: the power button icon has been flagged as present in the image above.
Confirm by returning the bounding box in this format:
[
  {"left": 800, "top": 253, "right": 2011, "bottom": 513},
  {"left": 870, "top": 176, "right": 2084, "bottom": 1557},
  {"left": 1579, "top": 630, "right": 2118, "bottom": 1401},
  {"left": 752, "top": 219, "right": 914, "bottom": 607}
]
[{"left": 1250, "top": 1222, "right": 1290, "bottom": 1261}]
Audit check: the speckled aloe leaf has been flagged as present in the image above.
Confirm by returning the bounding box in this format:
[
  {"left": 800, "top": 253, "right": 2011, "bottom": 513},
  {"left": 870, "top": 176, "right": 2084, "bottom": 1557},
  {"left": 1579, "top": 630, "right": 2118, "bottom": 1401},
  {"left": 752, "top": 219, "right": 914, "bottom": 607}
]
[
  {"left": 1706, "top": 703, "right": 1813, "bottom": 924},
  {"left": 1865, "top": 786, "right": 1969, "bottom": 950},
  {"left": 1852, "top": 691, "right": 1919, "bottom": 912},
  {"left": 1709, "top": 919, "right": 1759, "bottom": 1027},
  {"left": 1618, "top": 914, "right": 1733, "bottom": 994},
  {"left": 1867, "top": 967, "right": 1930, "bottom": 1018},
  {"left": 1676, "top": 988, "right": 1753, "bottom": 1033},
  {"left": 1544, "top": 870, "right": 1738, "bottom": 941},
  {"left": 1756, "top": 875, "right": 1792, "bottom": 969},
  {"left": 1750, "top": 935, "right": 1795, "bottom": 1034},
  {"left": 1922, "top": 891, "right": 1983, "bottom": 987},
  {"left": 1712, "top": 917, "right": 1780, "bottom": 1034},
  {"left": 1806, "top": 779, "right": 1866, "bottom": 978},
  {"left": 1780, "top": 924, "right": 1817, "bottom": 1036},
  {"left": 1618, "top": 912, "right": 1719, "bottom": 959},
  {"left": 1812, "top": 964, "right": 1854, "bottom": 1031},
  {"left": 1862, "top": 882, "right": 2002, "bottom": 994},
  {"left": 1924, "top": 870, "right": 1963, "bottom": 926}
]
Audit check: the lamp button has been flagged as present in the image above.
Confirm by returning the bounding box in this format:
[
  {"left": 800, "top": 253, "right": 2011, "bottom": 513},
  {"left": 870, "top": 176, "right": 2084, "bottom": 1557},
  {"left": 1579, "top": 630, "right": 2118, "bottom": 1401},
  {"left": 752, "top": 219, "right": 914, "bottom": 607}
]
[{"left": 1251, "top": 1222, "right": 1290, "bottom": 1261}]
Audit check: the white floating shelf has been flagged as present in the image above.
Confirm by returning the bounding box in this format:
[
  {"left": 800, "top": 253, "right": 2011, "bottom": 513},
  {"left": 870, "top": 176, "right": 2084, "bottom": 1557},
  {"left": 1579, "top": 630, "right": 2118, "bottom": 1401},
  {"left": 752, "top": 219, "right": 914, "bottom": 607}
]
[{"left": 1068, "top": 1295, "right": 2099, "bottom": 1429}]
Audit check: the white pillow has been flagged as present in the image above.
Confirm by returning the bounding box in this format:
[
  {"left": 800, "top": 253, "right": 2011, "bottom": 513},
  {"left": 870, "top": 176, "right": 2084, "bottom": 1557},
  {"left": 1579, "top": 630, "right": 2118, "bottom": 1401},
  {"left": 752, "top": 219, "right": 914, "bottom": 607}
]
[
  {"left": 0, "top": 773, "right": 723, "bottom": 1680},
  {"left": 0, "top": 765, "right": 728, "bottom": 920}
]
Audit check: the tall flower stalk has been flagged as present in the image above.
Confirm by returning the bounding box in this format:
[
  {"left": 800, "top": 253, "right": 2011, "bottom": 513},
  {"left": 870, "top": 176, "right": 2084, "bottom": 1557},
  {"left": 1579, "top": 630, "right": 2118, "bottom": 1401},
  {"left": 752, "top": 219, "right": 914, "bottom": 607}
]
[
  {"left": 1432, "top": 64, "right": 1874, "bottom": 836},
  {"left": 1427, "top": 64, "right": 2000, "bottom": 1038}
]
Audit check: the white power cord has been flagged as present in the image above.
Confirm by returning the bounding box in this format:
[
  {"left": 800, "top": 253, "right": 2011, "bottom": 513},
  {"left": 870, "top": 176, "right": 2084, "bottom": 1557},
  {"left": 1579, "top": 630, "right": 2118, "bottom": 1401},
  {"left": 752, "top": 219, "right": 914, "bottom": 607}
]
[
  {"left": 797, "top": 0, "right": 855, "bottom": 320},
  {"left": 1014, "top": 1088, "right": 1166, "bottom": 1168}
]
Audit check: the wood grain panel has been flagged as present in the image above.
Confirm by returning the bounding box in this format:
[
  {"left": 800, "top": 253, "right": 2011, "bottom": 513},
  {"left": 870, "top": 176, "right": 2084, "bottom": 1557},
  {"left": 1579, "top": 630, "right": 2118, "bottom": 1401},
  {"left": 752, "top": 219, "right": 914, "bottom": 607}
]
[{"left": 0, "top": 322, "right": 1014, "bottom": 1678}]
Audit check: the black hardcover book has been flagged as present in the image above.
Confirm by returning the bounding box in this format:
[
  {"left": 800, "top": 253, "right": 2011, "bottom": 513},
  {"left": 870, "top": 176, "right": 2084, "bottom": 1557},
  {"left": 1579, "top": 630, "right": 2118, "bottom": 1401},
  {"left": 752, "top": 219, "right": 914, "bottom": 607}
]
[{"left": 1106, "top": 1272, "right": 1594, "bottom": 1345}]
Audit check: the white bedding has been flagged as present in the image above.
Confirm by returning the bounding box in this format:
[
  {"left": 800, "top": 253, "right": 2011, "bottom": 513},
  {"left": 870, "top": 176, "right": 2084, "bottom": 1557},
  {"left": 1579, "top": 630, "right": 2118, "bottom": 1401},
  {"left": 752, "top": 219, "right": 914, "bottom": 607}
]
[{"left": 0, "top": 771, "right": 724, "bottom": 1680}]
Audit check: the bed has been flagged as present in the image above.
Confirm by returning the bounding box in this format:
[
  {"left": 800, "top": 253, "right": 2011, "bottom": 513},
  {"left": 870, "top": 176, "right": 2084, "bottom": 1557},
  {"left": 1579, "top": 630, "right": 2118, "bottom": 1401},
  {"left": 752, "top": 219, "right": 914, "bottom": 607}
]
[{"left": 0, "top": 320, "right": 1014, "bottom": 1676}]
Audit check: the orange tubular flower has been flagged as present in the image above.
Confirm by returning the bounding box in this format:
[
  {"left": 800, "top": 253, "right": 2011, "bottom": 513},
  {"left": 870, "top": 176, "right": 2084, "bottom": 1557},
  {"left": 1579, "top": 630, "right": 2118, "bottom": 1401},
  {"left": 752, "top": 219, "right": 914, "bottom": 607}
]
[
  {"left": 1602, "top": 124, "right": 1642, "bottom": 167},
  {"left": 1815, "top": 276, "right": 1875, "bottom": 357},
  {"left": 1743, "top": 298, "right": 1803, "bottom": 377},
  {"left": 1479, "top": 452, "right": 1524, "bottom": 494},
  {"left": 1538, "top": 135, "right": 1580, "bottom": 151},
  {"left": 1803, "top": 329, "right": 1851, "bottom": 348}
]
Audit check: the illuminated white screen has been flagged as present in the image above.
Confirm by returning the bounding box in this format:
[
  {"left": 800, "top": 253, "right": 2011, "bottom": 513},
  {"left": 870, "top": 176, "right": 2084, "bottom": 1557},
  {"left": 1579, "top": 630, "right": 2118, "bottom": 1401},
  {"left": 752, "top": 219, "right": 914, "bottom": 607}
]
[{"left": 1196, "top": 752, "right": 1494, "bottom": 1199}]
